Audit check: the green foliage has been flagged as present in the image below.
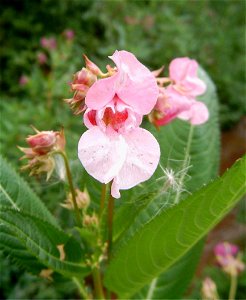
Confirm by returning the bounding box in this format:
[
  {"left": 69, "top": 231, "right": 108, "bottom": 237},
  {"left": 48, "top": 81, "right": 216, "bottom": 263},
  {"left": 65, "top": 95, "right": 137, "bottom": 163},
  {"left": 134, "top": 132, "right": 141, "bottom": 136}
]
[
  {"left": 0, "top": 155, "right": 58, "bottom": 226},
  {"left": 0, "top": 155, "right": 89, "bottom": 278},
  {"left": 0, "top": 0, "right": 244, "bottom": 128},
  {"left": 132, "top": 240, "right": 204, "bottom": 299},
  {"left": 0, "top": 208, "right": 89, "bottom": 277},
  {"left": 104, "top": 156, "right": 246, "bottom": 298}
]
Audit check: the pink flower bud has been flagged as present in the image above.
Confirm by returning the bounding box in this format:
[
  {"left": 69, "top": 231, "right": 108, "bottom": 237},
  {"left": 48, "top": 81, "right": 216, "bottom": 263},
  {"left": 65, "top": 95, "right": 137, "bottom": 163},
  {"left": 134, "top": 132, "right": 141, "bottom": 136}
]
[
  {"left": 201, "top": 277, "right": 219, "bottom": 300},
  {"left": 27, "top": 131, "right": 57, "bottom": 155},
  {"left": 18, "top": 128, "right": 65, "bottom": 179},
  {"left": 83, "top": 54, "right": 103, "bottom": 76}
]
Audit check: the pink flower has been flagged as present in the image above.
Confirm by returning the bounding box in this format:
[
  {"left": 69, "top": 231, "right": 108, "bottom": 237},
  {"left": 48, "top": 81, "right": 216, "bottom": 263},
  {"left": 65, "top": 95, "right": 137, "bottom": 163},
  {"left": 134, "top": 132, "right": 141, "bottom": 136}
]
[
  {"left": 78, "top": 50, "right": 160, "bottom": 198},
  {"left": 214, "top": 242, "right": 239, "bottom": 257},
  {"left": 37, "top": 52, "right": 47, "bottom": 65},
  {"left": 19, "top": 75, "right": 29, "bottom": 86},
  {"left": 64, "top": 29, "right": 75, "bottom": 41},
  {"left": 151, "top": 57, "right": 209, "bottom": 126},
  {"left": 214, "top": 242, "right": 245, "bottom": 276},
  {"left": 40, "top": 37, "right": 56, "bottom": 50}
]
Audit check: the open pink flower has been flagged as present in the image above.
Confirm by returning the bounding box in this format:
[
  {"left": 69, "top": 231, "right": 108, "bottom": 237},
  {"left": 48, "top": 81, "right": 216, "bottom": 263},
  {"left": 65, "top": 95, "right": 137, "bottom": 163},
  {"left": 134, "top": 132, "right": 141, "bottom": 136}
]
[
  {"left": 152, "top": 57, "right": 208, "bottom": 126},
  {"left": 78, "top": 50, "right": 160, "bottom": 198}
]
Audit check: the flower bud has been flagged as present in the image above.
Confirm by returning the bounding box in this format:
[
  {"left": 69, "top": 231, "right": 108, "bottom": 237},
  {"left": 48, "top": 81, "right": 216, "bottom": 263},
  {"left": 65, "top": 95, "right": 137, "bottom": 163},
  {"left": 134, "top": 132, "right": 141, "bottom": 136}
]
[
  {"left": 61, "top": 188, "right": 90, "bottom": 210},
  {"left": 83, "top": 213, "right": 99, "bottom": 228},
  {"left": 201, "top": 277, "right": 218, "bottom": 300},
  {"left": 18, "top": 127, "right": 65, "bottom": 179},
  {"left": 83, "top": 54, "right": 104, "bottom": 76},
  {"left": 27, "top": 131, "right": 57, "bottom": 155}
]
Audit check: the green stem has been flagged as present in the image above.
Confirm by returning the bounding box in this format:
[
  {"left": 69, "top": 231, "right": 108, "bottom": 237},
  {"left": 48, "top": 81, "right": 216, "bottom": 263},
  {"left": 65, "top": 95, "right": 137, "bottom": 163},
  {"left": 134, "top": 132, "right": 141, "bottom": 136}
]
[
  {"left": 99, "top": 183, "right": 107, "bottom": 219},
  {"left": 72, "top": 277, "right": 91, "bottom": 300},
  {"left": 92, "top": 267, "right": 105, "bottom": 299},
  {"left": 107, "top": 194, "right": 115, "bottom": 261},
  {"left": 56, "top": 151, "right": 82, "bottom": 226},
  {"left": 174, "top": 125, "right": 194, "bottom": 204},
  {"left": 228, "top": 275, "right": 237, "bottom": 300}
]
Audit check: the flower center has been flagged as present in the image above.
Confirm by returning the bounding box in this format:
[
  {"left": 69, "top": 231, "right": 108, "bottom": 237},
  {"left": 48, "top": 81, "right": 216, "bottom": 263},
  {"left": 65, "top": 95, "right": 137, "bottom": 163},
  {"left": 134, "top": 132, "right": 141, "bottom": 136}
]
[{"left": 103, "top": 107, "right": 128, "bottom": 131}]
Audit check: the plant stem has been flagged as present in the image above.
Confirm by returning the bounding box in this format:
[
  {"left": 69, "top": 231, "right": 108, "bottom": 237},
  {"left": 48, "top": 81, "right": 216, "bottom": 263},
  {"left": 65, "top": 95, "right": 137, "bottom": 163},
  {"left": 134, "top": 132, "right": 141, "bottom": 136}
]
[
  {"left": 107, "top": 194, "right": 115, "bottom": 261},
  {"left": 72, "top": 277, "right": 91, "bottom": 300},
  {"left": 228, "top": 274, "right": 237, "bottom": 300},
  {"left": 99, "top": 183, "right": 107, "bottom": 218},
  {"left": 57, "top": 151, "right": 82, "bottom": 226},
  {"left": 92, "top": 267, "right": 105, "bottom": 299},
  {"left": 174, "top": 125, "right": 194, "bottom": 204}
]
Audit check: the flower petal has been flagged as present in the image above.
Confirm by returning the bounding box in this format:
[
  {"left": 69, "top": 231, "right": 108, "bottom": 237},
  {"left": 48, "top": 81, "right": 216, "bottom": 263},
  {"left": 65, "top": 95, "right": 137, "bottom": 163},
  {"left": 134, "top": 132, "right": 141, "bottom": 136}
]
[
  {"left": 85, "top": 75, "right": 118, "bottom": 110},
  {"left": 111, "top": 50, "right": 159, "bottom": 115},
  {"left": 178, "top": 101, "right": 209, "bottom": 125},
  {"left": 78, "top": 127, "right": 127, "bottom": 183},
  {"left": 111, "top": 128, "right": 160, "bottom": 198}
]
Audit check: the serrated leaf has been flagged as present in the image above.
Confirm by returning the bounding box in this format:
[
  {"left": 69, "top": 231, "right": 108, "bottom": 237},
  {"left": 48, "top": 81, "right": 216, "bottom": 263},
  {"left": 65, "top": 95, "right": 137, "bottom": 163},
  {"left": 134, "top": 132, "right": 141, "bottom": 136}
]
[
  {"left": 0, "top": 208, "right": 90, "bottom": 278},
  {"left": 0, "top": 155, "right": 58, "bottom": 227},
  {"left": 104, "top": 156, "right": 246, "bottom": 298}
]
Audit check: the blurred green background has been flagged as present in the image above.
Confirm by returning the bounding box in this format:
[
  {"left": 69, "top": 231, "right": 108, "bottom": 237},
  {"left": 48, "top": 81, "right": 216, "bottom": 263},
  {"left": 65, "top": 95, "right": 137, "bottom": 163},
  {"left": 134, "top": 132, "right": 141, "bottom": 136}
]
[{"left": 0, "top": 0, "right": 245, "bottom": 299}]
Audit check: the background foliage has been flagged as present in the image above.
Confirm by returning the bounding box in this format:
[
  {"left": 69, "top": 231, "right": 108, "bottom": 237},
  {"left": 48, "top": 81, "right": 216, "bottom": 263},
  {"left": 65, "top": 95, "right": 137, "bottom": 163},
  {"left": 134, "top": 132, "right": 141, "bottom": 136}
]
[{"left": 0, "top": 0, "right": 245, "bottom": 299}]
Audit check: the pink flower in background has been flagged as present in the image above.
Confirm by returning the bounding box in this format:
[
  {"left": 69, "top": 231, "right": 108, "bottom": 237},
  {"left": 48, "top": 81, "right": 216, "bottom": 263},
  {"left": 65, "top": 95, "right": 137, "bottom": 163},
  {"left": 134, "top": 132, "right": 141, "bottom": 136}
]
[
  {"left": 64, "top": 29, "right": 75, "bottom": 41},
  {"left": 19, "top": 75, "right": 29, "bottom": 86},
  {"left": 214, "top": 242, "right": 245, "bottom": 276},
  {"left": 37, "top": 52, "right": 47, "bottom": 65},
  {"left": 214, "top": 242, "right": 239, "bottom": 257},
  {"left": 78, "top": 50, "right": 160, "bottom": 198},
  {"left": 151, "top": 57, "right": 208, "bottom": 126},
  {"left": 40, "top": 37, "right": 57, "bottom": 50}
]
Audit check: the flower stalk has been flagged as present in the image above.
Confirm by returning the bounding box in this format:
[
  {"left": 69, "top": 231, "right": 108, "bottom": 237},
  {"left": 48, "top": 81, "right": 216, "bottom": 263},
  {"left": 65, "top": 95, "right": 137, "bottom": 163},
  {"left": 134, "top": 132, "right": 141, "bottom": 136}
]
[
  {"left": 56, "top": 151, "right": 82, "bottom": 226},
  {"left": 92, "top": 267, "right": 105, "bottom": 299},
  {"left": 228, "top": 274, "right": 237, "bottom": 300},
  {"left": 107, "top": 193, "right": 115, "bottom": 261}
]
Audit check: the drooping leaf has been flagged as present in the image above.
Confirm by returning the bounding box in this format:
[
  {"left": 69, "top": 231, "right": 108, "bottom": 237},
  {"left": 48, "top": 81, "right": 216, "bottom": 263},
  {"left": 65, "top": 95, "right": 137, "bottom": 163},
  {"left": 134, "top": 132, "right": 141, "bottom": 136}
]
[
  {"left": 104, "top": 156, "right": 246, "bottom": 298},
  {"left": 0, "top": 208, "right": 90, "bottom": 278}
]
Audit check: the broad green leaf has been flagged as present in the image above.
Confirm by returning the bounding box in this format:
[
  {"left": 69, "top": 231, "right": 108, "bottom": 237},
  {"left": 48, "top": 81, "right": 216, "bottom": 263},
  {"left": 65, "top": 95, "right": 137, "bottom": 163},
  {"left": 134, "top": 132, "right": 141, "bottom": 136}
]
[
  {"left": 104, "top": 156, "right": 246, "bottom": 298},
  {"left": 132, "top": 240, "right": 204, "bottom": 299},
  {"left": 0, "top": 208, "right": 90, "bottom": 278},
  {"left": 0, "top": 155, "right": 58, "bottom": 227}
]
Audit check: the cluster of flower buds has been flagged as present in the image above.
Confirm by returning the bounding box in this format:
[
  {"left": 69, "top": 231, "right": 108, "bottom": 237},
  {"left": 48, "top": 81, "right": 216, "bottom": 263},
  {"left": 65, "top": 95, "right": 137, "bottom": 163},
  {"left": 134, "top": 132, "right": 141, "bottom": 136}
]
[
  {"left": 201, "top": 277, "right": 219, "bottom": 300},
  {"left": 83, "top": 213, "right": 99, "bottom": 228},
  {"left": 214, "top": 242, "right": 245, "bottom": 276},
  {"left": 18, "top": 127, "right": 65, "bottom": 179},
  {"left": 61, "top": 188, "right": 90, "bottom": 210},
  {"left": 149, "top": 57, "right": 208, "bottom": 128},
  {"left": 65, "top": 55, "right": 115, "bottom": 115}
]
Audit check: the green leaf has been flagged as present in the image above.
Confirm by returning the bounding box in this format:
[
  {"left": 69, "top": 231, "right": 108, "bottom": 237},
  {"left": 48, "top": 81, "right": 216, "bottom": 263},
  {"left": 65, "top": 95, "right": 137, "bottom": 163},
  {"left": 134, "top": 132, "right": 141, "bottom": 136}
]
[
  {"left": 0, "top": 155, "right": 58, "bottom": 227},
  {"left": 0, "top": 208, "right": 90, "bottom": 278},
  {"left": 132, "top": 240, "right": 204, "bottom": 299},
  {"left": 104, "top": 156, "right": 246, "bottom": 298}
]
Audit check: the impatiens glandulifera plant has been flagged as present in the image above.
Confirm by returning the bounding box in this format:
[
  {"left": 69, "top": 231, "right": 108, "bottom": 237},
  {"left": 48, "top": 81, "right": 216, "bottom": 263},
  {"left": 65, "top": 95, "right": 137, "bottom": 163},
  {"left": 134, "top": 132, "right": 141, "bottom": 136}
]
[{"left": 1, "top": 50, "right": 245, "bottom": 300}]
